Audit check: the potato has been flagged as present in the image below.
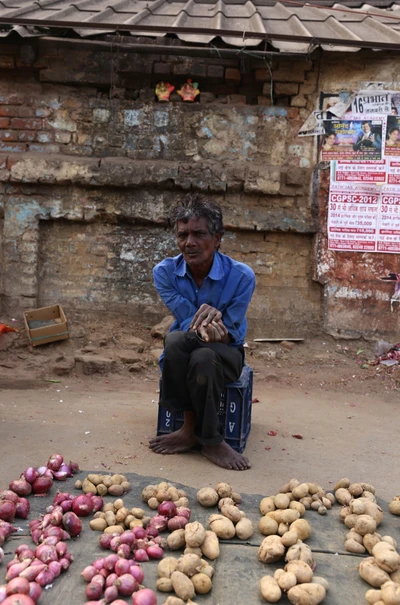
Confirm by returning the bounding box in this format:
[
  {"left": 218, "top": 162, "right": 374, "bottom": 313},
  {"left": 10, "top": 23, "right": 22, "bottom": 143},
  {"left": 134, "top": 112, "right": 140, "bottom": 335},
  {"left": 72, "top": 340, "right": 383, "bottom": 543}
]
[
  {"left": 391, "top": 568, "right": 400, "bottom": 583},
  {"left": 364, "top": 533, "right": 382, "bottom": 554},
  {"left": 282, "top": 530, "right": 300, "bottom": 548},
  {"left": 197, "top": 559, "right": 214, "bottom": 578},
  {"left": 163, "top": 598, "right": 186, "bottom": 605},
  {"left": 216, "top": 482, "right": 232, "bottom": 498},
  {"left": 280, "top": 509, "right": 300, "bottom": 524},
  {"left": 335, "top": 488, "right": 352, "bottom": 506},
  {"left": 345, "top": 539, "right": 366, "bottom": 554},
  {"left": 130, "top": 507, "right": 144, "bottom": 519},
  {"left": 299, "top": 497, "right": 312, "bottom": 509},
  {"left": 218, "top": 497, "right": 234, "bottom": 510},
  {"left": 141, "top": 485, "right": 157, "bottom": 502},
  {"left": 346, "top": 529, "right": 363, "bottom": 544},
  {"left": 104, "top": 524, "right": 124, "bottom": 534},
  {"left": 171, "top": 570, "right": 195, "bottom": 600},
  {"left": 176, "top": 553, "right": 201, "bottom": 577},
  {"left": 221, "top": 505, "right": 242, "bottom": 524},
  {"left": 285, "top": 560, "right": 313, "bottom": 584},
  {"left": 287, "top": 583, "right": 325, "bottom": 605},
  {"left": 177, "top": 489, "right": 187, "bottom": 498},
  {"left": 108, "top": 484, "right": 124, "bottom": 497},
  {"left": 115, "top": 507, "right": 129, "bottom": 523},
  {"left": 258, "top": 536, "right": 285, "bottom": 563},
  {"left": 105, "top": 511, "right": 116, "bottom": 526},
  {"left": 89, "top": 518, "right": 107, "bottom": 531},
  {"left": 156, "top": 577, "right": 173, "bottom": 592},
  {"left": 344, "top": 514, "right": 359, "bottom": 529},
  {"left": 348, "top": 482, "right": 363, "bottom": 497},
  {"left": 365, "top": 589, "right": 383, "bottom": 604},
  {"left": 274, "top": 494, "right": 291, "bottom": 509},
  {"left": 259, "top": 516, "right": 279, "bottom": 536},
  {"left": 290, "top": 519, "right": 311, "bottom": 541},
  {"left": 292, "top": 484, "right": 309, "bottom": 500},
  {"left": 260, "top": 576, "right": 282, "bottom": 603},
  {"left": 129, "top": 518, "right": 143, "bottom": 528},
  {"left": 185, "top": 546, "right": 203, "bottom": 557},
  {"left": 307, "top": 483, "right": 322, "bottom": 496},
  {"left": 359, "top": 557, "right": 391, "bottom": 587},
  {"left": 333, "top": 477, "right": 350, "bottom": 491},
  {"left": 278, "top": 523, "right": 290, "bottom": 537},
  {"left": 381, "top": 536, "right": 397, "bottom": 548},
  {"left": 197, "top": 488, "right": 219, "bottom": 508},
  {"left": 290, "top": 501, "right": 305, "bottom": 516},
  {"left": 280, "top": 481, "right": 291, "bottom": 494},
  {"left": 231, "top": 491, "right": 242, "bottom": 504},
  {"left": 82, "top": 478, "right": 97, "bottom": 494},
  {"left": 157, "top": 489, "right": 171, "bottom": 502},
  {"left": 167, "top": 487, "right": 180, "bottom": 502},
  {"left": 185, "top": 522, "right": 206, "bottom": 548},
  {"left": 381, "top": 581, "right": 400, "bottom": 605},
  {"left": 318, "top": 506, "right": 327, "bottom": 515},
  {"left": 191, "top": 573, "right": 212, "bottom": 594},
  {"left": 361, "top": 483, "right": 376, "bottom": 495},
  {"left": 311, "top": 577, "right": 329, "bottom": 591},
  {"left": 175, "top": 497, "right": 189, "bottom": 508},
  {"left": 74, "top": 479, "right": 82, "bottom": 489},
  {"left": 96, "top": 483, "right": 107, "bottom": 496},
  {"left": 167, "top": 529, "right": 186, "bottom": 550},
  {"left": 274, "top": 569, "right": 285, "bottom": 581},
  {"left": 102, "top": 476, "right": 113, "bottom": 488},
  {"left": 209, "top": 516, "right": 235, "bottom": 540},
  {"left": 354, "top": 514, "right": 377, "bottom": 536},
  {"left": 235, "top": 518, "right": 254, "bottom": 540},
  {"left": 260, "top": 497, "right": 276, "bottom": 515},
  {"left": 285, "top": 544, "right": 314, "bottom": 567},
  {"left": 147, "top": 497, "right": 159, "bottom": 510},
  {"left": 121, "top": 481, "right": 131, "bottom": 493},
  {"left": 87, "top": 474, "right": 103, "bottom": 486},
  {"left": 311, "top": 501, "right": 322, "bottom": 511},
  {"left": 389, "top": 498, "right": 400, "bottom": 516},
  {"left": 277, "top": 571, "right": 297, "bottom": 591},
  {"left": 199, "top": 530, "right": 219, "bottom": 560},
  {"left": 372, "top": 542, "right": 400, "bottom": 573},
  {"left": 158, "top": 556, "right": 178, "bottom": 578}
]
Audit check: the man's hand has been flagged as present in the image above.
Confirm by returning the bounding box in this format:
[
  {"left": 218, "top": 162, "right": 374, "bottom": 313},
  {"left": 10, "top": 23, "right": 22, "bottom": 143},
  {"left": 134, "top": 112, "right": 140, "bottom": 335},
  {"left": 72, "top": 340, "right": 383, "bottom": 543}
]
[
  {"left": 190, "top": 304, "right": 222, "bottom": 331},
  {"left": 197, "top": 320, "right": 228, "bottom": 343}
]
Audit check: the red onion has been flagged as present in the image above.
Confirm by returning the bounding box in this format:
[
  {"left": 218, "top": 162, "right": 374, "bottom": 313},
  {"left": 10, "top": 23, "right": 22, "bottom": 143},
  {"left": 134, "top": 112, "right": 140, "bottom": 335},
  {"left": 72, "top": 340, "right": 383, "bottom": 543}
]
[
  {"left": 117, "top": 544, "right": 130, "bottom": 559},
  {"left": 15, "top": 499, "right": 30, "bottom": 520},
  {"left": 114, "top": 559, "right": 131, "bottom": 576},
  {"left": 60, "top": 500, "right": 72, "bottom": 513},
  {"left": 129, "top": 565, "right": 144, "bottom": 584},
  {"left": 54, "top": 543, "right": 66, "bottom": 558},
  {"left": 0, "top": 547, "right": 3, "bottom": 564},
  {"left": 131, "top": 527, "right": 146, "bottom": 539},
  {"left": 52, "top": 471, "right": 68, "bottom": 482},
  {"left": 69, "top": 461, "right": 79, "bottom": 474},
  {"left": 36, "top": 467, "right": 47, "bottom": 477},
  {"left": 30, "top": 531, "right": 41, "bottom": 546},
  {"left": 48, "top": 561, "right": 62, "bottom": 578},
  {"left": 6, "top": 561, "right": 31, "bottom": 581},
  {"left": 91, "top": 496, "right": 104, "bottom": 513},
  {"left": 167, "top": 516, "right": 188, "bottom": 531},
  {"left": 119, "top": 531, "right": 135, "bottom": 546},
  {"left": 71, "top": 495, "right": 93, "bottom": 517},
  {"left": 114, "top": 574, "right": 138, "bottom": 597},
  {"left": 19, "top": 550, "right": 35, "bottom": 562},
  {"left": 15, "top": 545, "right": 31, "bottom": 556},
  {"left": 28, "top": 520, "right": 40, "bottom": 532},
  {"left": 47, "top": 454, "right": 63, "bottom": 472},
  {"left": 104, "top": 554, "right": 119, "bottom": 571},
  {"left": 39, "top": 514, "right": 52, "bottom": 531},
  {"left": 85, "top": 583, "right": 102, "bottom": 600},
  {"left": 91, "top": 575, "right": 105, "bottom": 587},
  {"left": 99, "top": 534, "right": 112, "bottom": 549},
  {"left": 145, "top": 526, "right": 158, "bottom": 538},
  {"left": 19, "top": 565, "right": 46, "bottom": 582},
  {"left": 146, "top": 545, "right": 163, "bottom": 560},
  {"left": 92, "top": 558, "right": 105, "bottom": 571},
  {"left": 28, "top": 583, "right": 41, "bottom": 604},
  {"left": 109, "top": 536, "right": 121, "bottom": 552},
  {"left": 58, "top": 558, "right": 71, "bottom": 572},
  {"left": 50, "top": 508, "right": 63, "bottom": 526},
  {"left": 35, "top": 544, "right": 57, "bottom": 564},
  {"left": 6, "top": 579, "right": 30, "bottom": 596},
  {"left": 23, "top": 469, "right": 39, "bottom": 485},
  {"left": 2, "top": 596, "right": 36, "bottom": 605},
  {"left": 53, "top": 492, "right": 72, "bottom": 506},
  {"left": 0, "top": 586, "right": 7, "bottom": 602},
  {"left": 62, "top": 512, "right": 82, "bottom": 537},
  {"left": 105, "top": 573, "right": 118, "bottom": 587},
  {"left": 59, "top": 463, "right": 73, "bottom": 477},
  {"left": 132, "top": 588, "right": 157, "bottom": 605},
  {"left": 157, "top": 501, "right": 176, "bottom": 519},
  {"left": 32, "top": 477, "right": 53, "bottom": 496},
  {"left": 0, "top": 492, "right": 19, "bottom": 505},
  {"left": 41, "top": 527, "right": 69, "bottom": 541},
  {"left": 35, "top": 569, "right": 55, "bottom": 588},
  {"left": 134, "top": 539, "right": 148, "bottom": 551},
  {"left": 148, "top": 515, "right": 168, "bottom": 532},
  {"left": 176, "top": 506, "right": 191, "bottom": 520},
  {"left": 81, "top": 566, "right": 98, "bottom": 583},
  {"left": 0, "top": 502, "right": 16, "bottom": 523},
  {"left": 41, "top": 536, "right": 58, "bottom": 547},
  {"left": 133, "top": 549, "right": 148, "bottom": 562},
  {"left": 9, "top": 481, "right": 31, "bottom": 498},
  {"left": 104, "top": 585, "right": 118, "bottom": 603}
]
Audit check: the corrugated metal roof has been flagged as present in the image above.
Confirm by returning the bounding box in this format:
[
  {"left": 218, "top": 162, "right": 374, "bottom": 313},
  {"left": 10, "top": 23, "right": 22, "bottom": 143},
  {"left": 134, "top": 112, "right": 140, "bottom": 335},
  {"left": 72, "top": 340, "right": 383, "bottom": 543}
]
[{"left": 1, "top": 0, "right": 400, "bottom": 52}]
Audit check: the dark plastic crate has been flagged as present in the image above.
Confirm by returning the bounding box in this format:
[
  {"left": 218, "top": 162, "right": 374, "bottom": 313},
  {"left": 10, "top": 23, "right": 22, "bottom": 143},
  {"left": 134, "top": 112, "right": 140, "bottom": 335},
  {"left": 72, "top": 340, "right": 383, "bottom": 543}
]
[{"left": 156, "top": 365, "right": 253, "bottom": 453}]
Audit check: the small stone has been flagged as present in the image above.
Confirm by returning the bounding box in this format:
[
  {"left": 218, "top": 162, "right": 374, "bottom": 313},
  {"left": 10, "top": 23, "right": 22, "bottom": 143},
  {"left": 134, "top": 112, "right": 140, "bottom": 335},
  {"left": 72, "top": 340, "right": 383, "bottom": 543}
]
[
  {"left": 52, "top": 360, "right": 75, "bottom": 376},
  {"left": 82, "top": 345, "right": 95, "bottom": 353},
  {"left": 74, "top": 354, "right": 116, "bottom": 375},
  {"left": 99, "top": 339, "right": 107, "bottom": 347},
  {"left": 281, "top": 340, "right": 296, "bottom": 351},
  {"left": 117, "top": 350, "right": 142, "bottom": 364},
  {"left": 55, "top": 354, "right": 65, "bottom": 362},
  {"left": 128, "top": 363, "right": 143, "bottom": 373},
  {"left": 70, "top": 325, "right": 86, "bottom": 338},
  {"left": 150, "top": 316, "right": 174, "bottom": 339},
  {"left": 123, "top": 336, "right": 146, "bottom": 348}
]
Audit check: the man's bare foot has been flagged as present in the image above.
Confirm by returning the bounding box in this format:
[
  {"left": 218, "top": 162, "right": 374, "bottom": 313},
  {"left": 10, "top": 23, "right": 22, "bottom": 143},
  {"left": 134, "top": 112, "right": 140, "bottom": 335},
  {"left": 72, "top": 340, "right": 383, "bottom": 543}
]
[
  {"left": 201, "top": 441, "right": 251, "bottom": 470},
  {"left": 149, "top": 427, "right": 199, "bottom": 454}
]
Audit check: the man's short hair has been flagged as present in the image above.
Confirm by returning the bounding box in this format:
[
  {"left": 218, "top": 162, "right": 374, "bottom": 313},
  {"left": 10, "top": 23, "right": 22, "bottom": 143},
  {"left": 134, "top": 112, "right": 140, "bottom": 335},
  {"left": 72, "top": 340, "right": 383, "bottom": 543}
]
[
  {"left": 362, "top": 121, "right": 371, "bottom": 127},
  {"left": 170, "top": 193, "right": 224, "bottom": 237}
]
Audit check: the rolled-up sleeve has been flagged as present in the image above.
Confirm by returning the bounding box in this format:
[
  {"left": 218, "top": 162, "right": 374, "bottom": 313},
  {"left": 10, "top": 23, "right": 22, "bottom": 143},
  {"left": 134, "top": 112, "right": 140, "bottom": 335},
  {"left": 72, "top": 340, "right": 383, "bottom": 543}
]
[{"left": 153, "top": 264, "right": 197, "bottom": 329}]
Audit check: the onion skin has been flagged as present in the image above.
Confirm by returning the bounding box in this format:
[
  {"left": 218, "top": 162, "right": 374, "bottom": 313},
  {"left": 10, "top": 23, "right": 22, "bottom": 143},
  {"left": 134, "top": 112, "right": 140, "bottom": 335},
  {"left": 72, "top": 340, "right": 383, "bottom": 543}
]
[
  {"left": 176, "top": 507, "right": 191, "bottom": 520},
  {"left": 62, "top": 512, "right": 82, "bottom": 537},
  {"left": 53, "top": 492, "right": 73, "bottom": 506},
  {"left": 9, "top": 481, "right": 31, "bottom": 498},
  {"left": 116, "top": 544, "right": 130, "bottom": 559},
  {"left": 114, "top": 559, "right": 131, "bottom": 576},
  {"left": 146, "top": 545, "right": 163, "bottom": 560},
  {"left": 23, "top": 469, "right": 39, "bottom": 485},
  {"left": 35, "top": 545, "right": 58, "bottom": 564},
  {"left": 19, "top": 565, "right": 46, "bottom": 582},
  {"left": 47, "top": 454, "right": 63, "bottom": 473},
  {"left": 104, "top": 585, "right": 118, "bottom": 603},
  {"left": 99, "top": 534, "right": 112, "bottom": 549},
  {"left": 69, "top": 461, "right": 79, "bottom": 474},
  {"left": 81, "top": 566, "right": 98, "bottom": 583},
  {"left": 167, "top": 516, "right": 188, "bottom": 531},
  {"left": 131, "top": 527, "right": 145, "bottom": 540},
  {"left": 103, "top": 554, "right": 119, "bottom": 571},
  {"left": 6, "top": 561, "right": 31, "bottom": 582},
  {"left": 148, "top": 515, "right": 168, "bottom": 532},
  {"left": 91, "top": 497, "right": 104, "bottom": 513},
  {"left": 35, "top": 569, "right": 55, "bottom": 588},
  {"left": 132, "top": 588, "right": 157, "bottom": 605}
]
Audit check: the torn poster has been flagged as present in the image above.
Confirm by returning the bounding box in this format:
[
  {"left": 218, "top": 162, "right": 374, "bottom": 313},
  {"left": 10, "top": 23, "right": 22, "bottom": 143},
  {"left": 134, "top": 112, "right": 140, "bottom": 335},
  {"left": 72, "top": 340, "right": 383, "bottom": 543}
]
[{"left": 321, "top": 119, "right": 383, "bottom": 161}]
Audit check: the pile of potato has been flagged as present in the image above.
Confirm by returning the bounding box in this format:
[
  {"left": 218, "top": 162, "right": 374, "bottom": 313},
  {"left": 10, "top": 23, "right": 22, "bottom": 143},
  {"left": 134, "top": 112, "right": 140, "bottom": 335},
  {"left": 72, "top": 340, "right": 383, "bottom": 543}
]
[
  {"left": 75, "top": 473, "right": 131, "bottom": 497},
  {"left": 389, "top": 496, "right": 400, "bottom": 516},
  {"left": 196, "top": 482, "right": 241, "bottom": 508},
  {"left": 156, "top": 553, "right": 214, "bottom": 600},
  {"left": 89, "top": 498, "right": 150, "bottom": 533},
  {"left": 142, "top": 482, "right": 189, "bottom": 509},
  {"left": 260, "top": 561, "right": 329, "bottom": 604},
  {"left": 167, "top": 521, "right": 220, "bottom": 561},
  {"left": 273, "top": 478, "right": 334, "bottom": 515}
]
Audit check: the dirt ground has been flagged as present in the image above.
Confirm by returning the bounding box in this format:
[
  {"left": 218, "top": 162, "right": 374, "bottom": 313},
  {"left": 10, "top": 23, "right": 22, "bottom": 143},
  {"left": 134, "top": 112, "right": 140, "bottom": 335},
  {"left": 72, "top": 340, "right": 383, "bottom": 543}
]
[{"left": 0, "top": 316, "right": 399, "bottom": 502}]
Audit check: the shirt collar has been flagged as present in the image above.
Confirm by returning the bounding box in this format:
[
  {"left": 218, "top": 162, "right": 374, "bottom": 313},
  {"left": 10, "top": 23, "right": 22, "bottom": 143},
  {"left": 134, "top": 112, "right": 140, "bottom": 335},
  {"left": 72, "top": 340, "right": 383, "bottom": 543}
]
[{"left": 174, "top": 252, "right": 225, "bottom": 280}]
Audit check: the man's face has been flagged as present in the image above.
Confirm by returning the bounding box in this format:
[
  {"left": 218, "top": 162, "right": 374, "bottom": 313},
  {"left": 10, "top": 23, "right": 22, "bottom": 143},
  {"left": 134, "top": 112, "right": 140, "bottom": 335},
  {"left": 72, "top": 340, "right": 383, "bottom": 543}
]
[
  {"left": 362, "top": 123, "right": 371, "bottom": 133},
  {"left": 176, "top": 217, "right": 221, "bottom": 273}
]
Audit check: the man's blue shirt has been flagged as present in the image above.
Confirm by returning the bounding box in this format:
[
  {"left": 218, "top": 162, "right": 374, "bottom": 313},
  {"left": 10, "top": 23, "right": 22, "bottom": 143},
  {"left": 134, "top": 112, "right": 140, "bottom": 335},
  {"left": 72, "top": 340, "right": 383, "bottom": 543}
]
[{"left": 153, "top": 251, "right": 255, "bottom": 347}]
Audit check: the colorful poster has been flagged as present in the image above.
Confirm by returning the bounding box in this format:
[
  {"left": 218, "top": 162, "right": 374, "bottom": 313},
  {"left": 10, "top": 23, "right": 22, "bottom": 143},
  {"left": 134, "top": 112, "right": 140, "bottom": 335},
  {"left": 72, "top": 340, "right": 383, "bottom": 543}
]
[
  {"left": 328, "top": 182, "right": 379, "bottom": 251},
  {"left": 377, "top": 186, "right": 400, "bottom": 252},
  {"left": 333, "top": 160, "right": 386, "bottom": 183},
  {"left": 384, "top": 116, "right": 400, "bottom": 156},
  {"left": 387, "top": 160, "right": 400, "bottom": 184},
  {"left": 321, "top": 119, "right": 383, "bottom": 161}
]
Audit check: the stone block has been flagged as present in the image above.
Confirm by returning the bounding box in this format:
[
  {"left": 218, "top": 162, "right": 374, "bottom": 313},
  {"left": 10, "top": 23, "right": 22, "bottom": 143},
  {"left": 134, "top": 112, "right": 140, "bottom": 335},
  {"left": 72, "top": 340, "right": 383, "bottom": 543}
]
[
  {"left": 0, "top": 142, "right": 26, "bottom": 153},
  {"left": 117, "top": 350, "right": 142, "bottom": 364},
  {"left": 207, "top": 65, "right": 224, "bottom": 79},
  {"left": 190, "top": 63, "right": 207, "bottom": 78},
  {"left": 2, "top": 131, "right": 18, "bottom": 142},
  {"left": 36, "top": 132, "right": 54, "bottom": 143},
  {"left": 93, "top": 108, "right": 110, "bottom": 123},
  {"left": 291, "top": 95, "right": 307, "bottom": 107},
  {"left": 10, "top": 118, "right": 42, "bottom": 130},
  {"left": 257, "top": 96, "right": 272, "bottom": 106},
  {"left": 55, "top": 131, "right": 72, "bottom": 144},
  {"left": 225, "top": 68, "right": 241, "bottom": 84},
  {"left": 153, "top": 63, "right": 171, "bottom": 76},
  {"left": 228, "top": 94, "right": 246, "bottom": 104},
  {"left": 274, "top": 82, "right": 299, "bottom": 96},
  {"left": 199, "top": 92, "right": 216, "bottom": 104},
  {"left": 74, "top": 353, "right": 116, "bottom": 374}
]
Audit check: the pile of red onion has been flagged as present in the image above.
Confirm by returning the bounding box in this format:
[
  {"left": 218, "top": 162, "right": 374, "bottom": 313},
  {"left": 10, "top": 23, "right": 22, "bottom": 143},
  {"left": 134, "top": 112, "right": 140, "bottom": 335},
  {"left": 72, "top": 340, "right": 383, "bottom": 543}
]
[
  {"left": 99, "top": 526, "right": 167, "bottom": 563},
  {"left": 81, "top": 554, "right": 158, "bottom": 604},
  {"left": 149, "top": 501, "right": 191, "bottom": 533},
  {"left": 0, "top": 540, "right": 73, "bottom": 604},
  {"left": 0, "top": 492, "right": 30, "bottom": 525},
  {"left": 0, "top": 521, "right": 17, "bottom": 549}
]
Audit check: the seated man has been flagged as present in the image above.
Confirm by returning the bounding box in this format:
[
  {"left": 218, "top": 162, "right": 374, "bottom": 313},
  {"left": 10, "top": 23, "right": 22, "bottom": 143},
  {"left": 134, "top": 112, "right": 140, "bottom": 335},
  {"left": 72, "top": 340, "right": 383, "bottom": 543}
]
[{"left": 149, "top": 193, "right": 255, "bottom": 470}]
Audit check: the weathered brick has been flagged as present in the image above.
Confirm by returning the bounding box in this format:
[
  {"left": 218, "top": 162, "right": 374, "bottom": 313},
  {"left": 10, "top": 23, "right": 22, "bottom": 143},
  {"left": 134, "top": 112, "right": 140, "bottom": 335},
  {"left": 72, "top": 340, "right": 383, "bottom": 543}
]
[
  {"left": 190, "top": 63, "right": 207, "bottom": 78},
  {"left": 274, "top": 82, "right": 299, "bottom": 96},
  {"left": 55, "top": 131, "right": 72, "bottom": 144},
  {"left": 299, "top": 80, "right": 317, "bottom": 95},
  {"left": 173, "top": 61, "right": 193, "bottom": 75},
  {"left": 36, "top": 132, "right": 54, "bottom": 143},
  {"left": 18, "top": 131, "right": 36, "bottom": 142},
  {"left": 257, "top": 96, "right": 272, "bottom": 106},
  {"left": 228, "top": 94, "right": 246, "bottom": 105},
  {"left": 291, "top": 94, "right": 307, "bottom": 108},
  {"left": 92, "top": 108, "right": 110, "bottom": 124},
  {"left": 11, "top": 118, "right": 42, "bottom": 130},
  {"left": 207, "top": 65, "right": 224, "bottom": 79},
  {"left": 17, "top": 107, "right": 36, "bottom": 118},
  {"left": 35, "top": 108, "right": 52, "bottom": 118},
  {"left": 225, "top": 68, "right": 241, "bottom": 85},
  {"left": 0, "top": 118, "right": 10, "bottom": 128},
  {"left": 0, "top": 56, "right": 15, "bottom": 69},
  {"left": 0, "top": 142, "right": 26, "bottom": 153},
  {"left": 0, "top": 106, "right": 16, "bottom": 117},
  {"left": 286, "top": 107, "right": 300, "bottom": 120},
  {"left": 0, "top": 93, "right": 24, "bottom": 105},
  {"left": 2, "top": 131, "right": 18, "bottom": 142},
  {"left": 28, "top": 143, "right": 60, "bottom": 153},
  {"left": 153, "top": 63, "right": 171, "bottom": 76}
]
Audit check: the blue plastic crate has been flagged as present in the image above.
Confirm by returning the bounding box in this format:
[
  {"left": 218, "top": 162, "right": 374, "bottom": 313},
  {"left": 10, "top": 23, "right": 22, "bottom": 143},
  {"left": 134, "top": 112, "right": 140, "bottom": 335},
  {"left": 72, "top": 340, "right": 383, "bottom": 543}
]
[{"left": 156, "top": 365, "right": 253, "bottom": 453}]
